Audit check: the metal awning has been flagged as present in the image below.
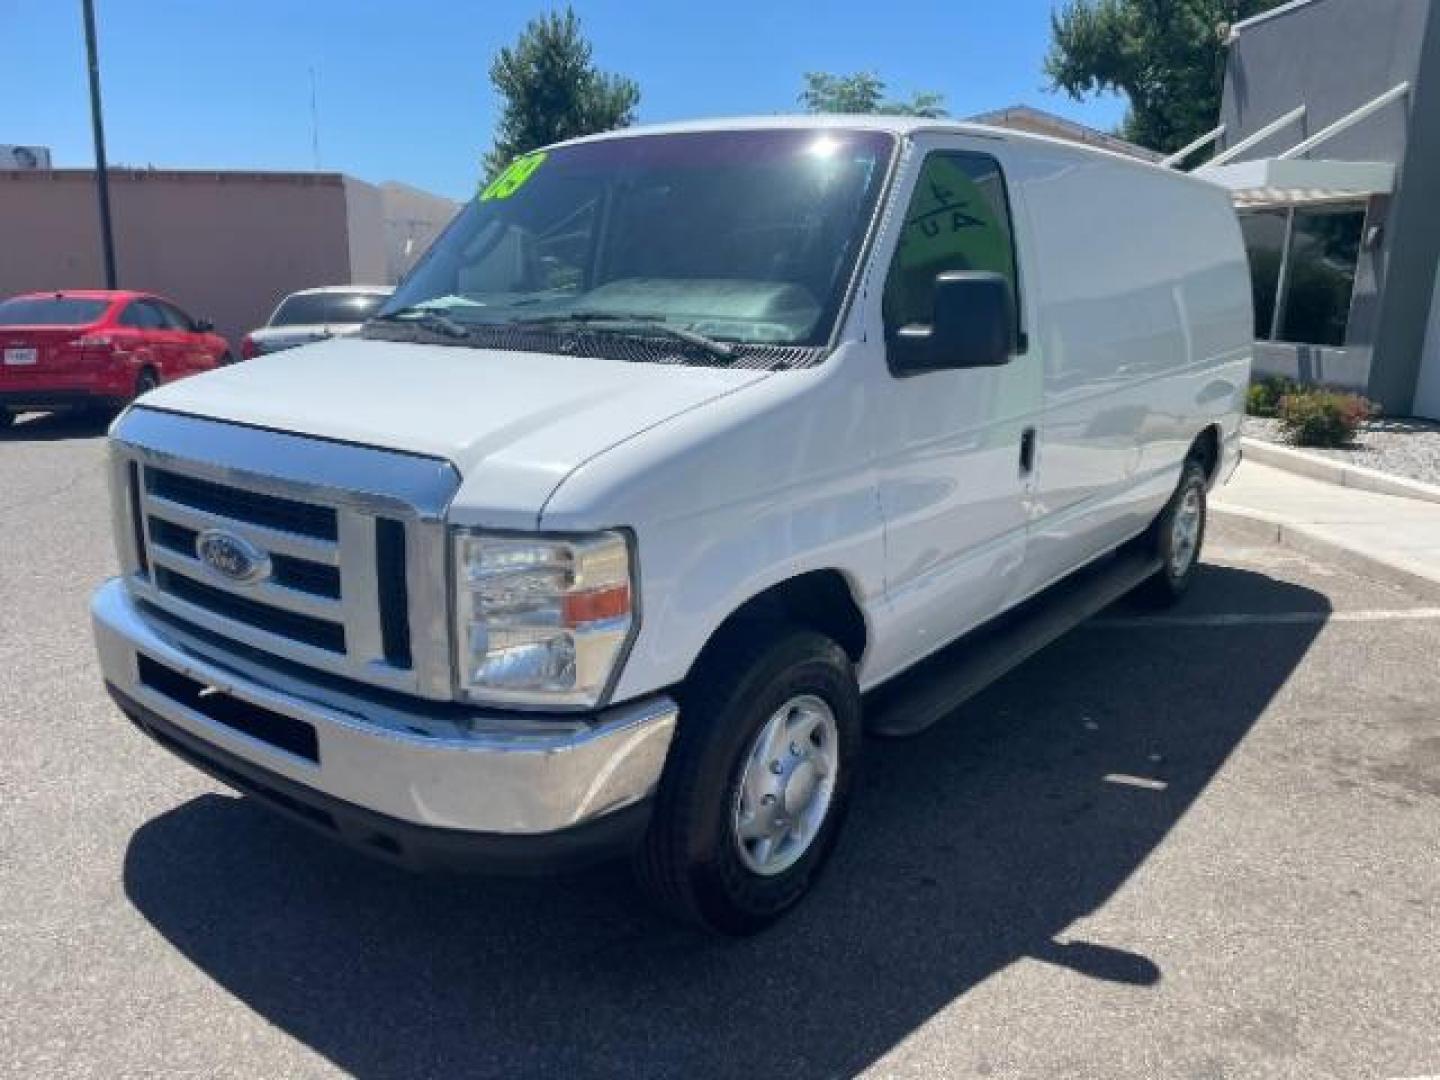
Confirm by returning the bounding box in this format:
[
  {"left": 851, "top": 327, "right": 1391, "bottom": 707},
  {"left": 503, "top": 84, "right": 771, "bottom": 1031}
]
[{"left": 1198, "top": 158, "right": 1396, "bottom": 208}]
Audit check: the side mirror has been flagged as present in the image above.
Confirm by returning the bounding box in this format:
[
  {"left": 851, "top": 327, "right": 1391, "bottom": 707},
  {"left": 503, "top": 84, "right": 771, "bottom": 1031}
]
[
  {"left": 193, "top": 318, "right": 214, "bottom": 333},
  {"left": 890, "top": 271, "right": 1016, "bottom": 375}
]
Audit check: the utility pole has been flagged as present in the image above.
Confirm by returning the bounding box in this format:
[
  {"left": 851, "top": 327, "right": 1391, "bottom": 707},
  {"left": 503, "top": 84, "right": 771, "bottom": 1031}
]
[{"left": 82, "top": 0, "right": 117, "bottom": 288}]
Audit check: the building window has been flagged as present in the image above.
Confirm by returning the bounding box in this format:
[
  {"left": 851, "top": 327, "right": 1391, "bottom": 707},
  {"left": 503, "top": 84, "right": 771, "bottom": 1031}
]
[
  {"left": 1239, "top": 203, "right": 1366, "bottom": 347},
  {"left": 1240, "top": 209, "right": 1287, "bottom": 338},
  {"left": 1278, "top": 206, "right": 1365, "bottom": 347}
]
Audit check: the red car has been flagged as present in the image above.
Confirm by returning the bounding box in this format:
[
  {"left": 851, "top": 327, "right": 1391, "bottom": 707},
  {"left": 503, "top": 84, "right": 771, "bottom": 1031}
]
[{"left": 0, "top": 289, "right": 233, "bottom": 428}]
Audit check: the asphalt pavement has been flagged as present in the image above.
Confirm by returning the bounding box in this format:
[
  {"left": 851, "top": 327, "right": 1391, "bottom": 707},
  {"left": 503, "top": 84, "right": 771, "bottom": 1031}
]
[{"left": 2, "top": 409, "right": 1438, "bottom": 1080}]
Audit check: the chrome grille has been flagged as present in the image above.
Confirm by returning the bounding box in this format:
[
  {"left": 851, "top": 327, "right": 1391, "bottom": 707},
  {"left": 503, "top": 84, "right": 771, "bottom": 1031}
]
[{"left": 109, "top": 408, "right": 460, "bottom": 699}]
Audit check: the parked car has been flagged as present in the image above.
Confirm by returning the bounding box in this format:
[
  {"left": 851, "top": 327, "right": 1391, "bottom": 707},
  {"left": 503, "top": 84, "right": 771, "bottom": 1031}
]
[
  {"left": 91, "top": 118, "right": 1251, "bottom": 934},
  {"left": 240, "top": 285, "right": 392, "bottom": 359},
  {"left": 0, "top": 289, "right": 231, "bottom": 427}
]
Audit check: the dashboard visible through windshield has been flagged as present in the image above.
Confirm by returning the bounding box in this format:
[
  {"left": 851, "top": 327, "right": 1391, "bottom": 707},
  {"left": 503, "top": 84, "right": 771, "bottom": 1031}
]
[{"left": 374, "top": 128, "right": 896, "bottom": 359}]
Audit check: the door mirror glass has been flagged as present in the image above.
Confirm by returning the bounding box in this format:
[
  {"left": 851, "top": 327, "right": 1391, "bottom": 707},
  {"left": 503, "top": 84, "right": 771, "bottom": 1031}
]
[
  {"left": 890, "top": 271, "right": 1016, "bottom": 374},
  {"left": 192, "top": 317, "right": 214, "bottom": 333}
]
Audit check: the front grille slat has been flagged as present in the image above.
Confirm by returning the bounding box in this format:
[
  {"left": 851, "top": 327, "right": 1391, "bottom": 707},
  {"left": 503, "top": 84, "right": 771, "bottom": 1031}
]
[
  {"left": 148, "top": 516, "right": 341, "bottom": 600},
  {"left": 376, "top": 518, "right": 412, "bottom": 669},
  {"left": 155, "top": 566, "right": 347, "bottom": 653},
  {"left": 146, "top": 468, "right": 338, "bottom": 541}
]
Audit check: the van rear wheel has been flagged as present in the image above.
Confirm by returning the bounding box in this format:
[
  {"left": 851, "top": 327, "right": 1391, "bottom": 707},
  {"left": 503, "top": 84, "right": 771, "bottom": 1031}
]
[
  {"left": 1135, "top": 460, "right": 1208, "bottom": 608},
  {"left": 635, "top": 628, "right": 861, "bottom": 935}
]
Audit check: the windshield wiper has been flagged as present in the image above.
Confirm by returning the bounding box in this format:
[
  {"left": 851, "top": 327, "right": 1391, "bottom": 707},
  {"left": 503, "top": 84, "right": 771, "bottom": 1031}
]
[
  {"left": 510, "top": 311, "right": 737, "bottom": 363},
  {"left": 369, "top": 306, "right": 473, "bottom": 340}
]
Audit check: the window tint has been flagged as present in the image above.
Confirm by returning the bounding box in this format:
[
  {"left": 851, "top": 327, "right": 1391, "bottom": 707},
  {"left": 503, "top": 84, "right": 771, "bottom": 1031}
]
[
  {"left": 883, "top": 151, "right": 1020, "bottom": 335},
  {"left": 0, "top": 296, "right": 109, "bottom": 326},
  {"left": 271, "top": 291, "right": 389, "bottom": 326},
  {"left": 1239, "top": 210, "right": 1287, "bottom": 338},
  {"left": 119, "top": 301, "right": 166, "bottom": 330},
  {"left": 385, "top": 129, "right": 895, "bottom": 350},
  {"left": 1278, "top": 206, "right": 1364, "bottom": 347}
]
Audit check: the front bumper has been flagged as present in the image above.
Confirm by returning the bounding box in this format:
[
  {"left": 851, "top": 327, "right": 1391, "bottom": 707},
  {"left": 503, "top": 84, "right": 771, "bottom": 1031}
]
[{"left": 92, "top": 578, "right": 678, "bottom": 871}]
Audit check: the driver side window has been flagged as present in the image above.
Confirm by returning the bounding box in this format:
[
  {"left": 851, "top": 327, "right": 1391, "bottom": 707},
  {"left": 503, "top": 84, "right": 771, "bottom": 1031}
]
[{"left": 882, "top": 150, "right": 1021, "bottom": 337}]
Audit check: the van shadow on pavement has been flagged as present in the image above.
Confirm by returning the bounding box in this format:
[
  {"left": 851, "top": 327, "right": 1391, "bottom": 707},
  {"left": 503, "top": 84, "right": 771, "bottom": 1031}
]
[
  {"left": 122, "top": 564, "right": 1326, "bottom": 1079},
  {"left": 0, "top": 409, "right": 112, "bottom": 442}
]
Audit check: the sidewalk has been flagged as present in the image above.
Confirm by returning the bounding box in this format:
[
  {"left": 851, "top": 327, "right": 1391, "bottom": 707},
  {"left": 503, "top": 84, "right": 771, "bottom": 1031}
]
[{"left": 1212, "top": 461, "right": 1440, "bottom": 598}]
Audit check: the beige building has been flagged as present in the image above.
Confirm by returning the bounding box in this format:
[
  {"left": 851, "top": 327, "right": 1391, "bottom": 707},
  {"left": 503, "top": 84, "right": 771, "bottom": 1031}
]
[
  {"left": 0, "top": 168, "right": 458, "bottom": 348},
  {"left": 968, "top": 104, "right": 1164, "bottom": 162}
]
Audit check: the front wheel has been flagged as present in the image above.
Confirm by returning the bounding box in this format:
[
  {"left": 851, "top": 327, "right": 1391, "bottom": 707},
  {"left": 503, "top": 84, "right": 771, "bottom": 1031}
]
[
  {"left": 1135, "top": 460, "right": 1208, "bottom": 608},
  {"left": 635, "top": 628, "right": 861, "bottom": 935}
]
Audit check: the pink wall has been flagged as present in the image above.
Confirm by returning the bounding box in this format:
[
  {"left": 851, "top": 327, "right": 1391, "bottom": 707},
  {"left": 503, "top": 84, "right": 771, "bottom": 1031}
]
[{"left": 0, "top": 169, "right": 354, "bottom": 349}]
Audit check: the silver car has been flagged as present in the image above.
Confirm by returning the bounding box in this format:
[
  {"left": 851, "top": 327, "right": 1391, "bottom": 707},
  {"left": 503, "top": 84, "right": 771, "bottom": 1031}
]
[{"left": 241, "top": 285, "right": 392, "bottom": 358}]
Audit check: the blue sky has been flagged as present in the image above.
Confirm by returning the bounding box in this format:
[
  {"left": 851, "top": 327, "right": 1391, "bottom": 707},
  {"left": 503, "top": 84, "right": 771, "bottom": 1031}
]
[{"left": 1, "top": 0, "right": 1125, "bottom": 201}]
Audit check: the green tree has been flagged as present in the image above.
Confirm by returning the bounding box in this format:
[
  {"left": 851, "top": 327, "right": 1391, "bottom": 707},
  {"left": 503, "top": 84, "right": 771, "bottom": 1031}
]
[
  {"left": 799, "top": 71, "right": 947, "bottom": 118},
  {"left": 1044, "top": 0, "right": 1284, "bottom": 154},
  {"left": 484, "top": 7, "right": 640, "bottom": 178}
]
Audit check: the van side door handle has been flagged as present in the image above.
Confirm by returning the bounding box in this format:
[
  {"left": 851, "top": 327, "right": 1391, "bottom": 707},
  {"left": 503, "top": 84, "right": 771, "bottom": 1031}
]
[{"left": 1019, "top": 426, "right": 1037, "bottom": 475}]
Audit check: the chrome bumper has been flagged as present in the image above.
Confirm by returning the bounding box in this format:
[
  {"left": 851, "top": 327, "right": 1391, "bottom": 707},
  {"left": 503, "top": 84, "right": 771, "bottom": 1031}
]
[{"left": 92, "top": 578, "right": 677, "bottom": 837}]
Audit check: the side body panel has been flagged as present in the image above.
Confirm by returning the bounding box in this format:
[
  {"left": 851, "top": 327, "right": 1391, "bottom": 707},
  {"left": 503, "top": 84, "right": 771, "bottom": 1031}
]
[{"left": 1008, "top": 143, "right": 1253, "bottom": 598}]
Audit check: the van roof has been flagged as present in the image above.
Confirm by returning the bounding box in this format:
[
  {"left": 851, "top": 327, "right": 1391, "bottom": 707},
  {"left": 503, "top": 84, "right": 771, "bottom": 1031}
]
[{"left": 551, "top": 114, "right": 1224, "bottom": 192}]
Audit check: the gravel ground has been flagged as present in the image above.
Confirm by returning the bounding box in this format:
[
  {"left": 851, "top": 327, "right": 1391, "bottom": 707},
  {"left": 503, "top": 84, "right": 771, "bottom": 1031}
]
[{"left": 1244, "top": 415, "right": 1440, "bottom": 486}]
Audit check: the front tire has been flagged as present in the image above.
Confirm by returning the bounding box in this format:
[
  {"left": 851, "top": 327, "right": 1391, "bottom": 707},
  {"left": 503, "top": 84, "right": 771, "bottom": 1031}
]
[
  {"left": 1135, "top": 460, "right": 1208, "bottom": 608},
  {"left": 636, "top": 628, "right": 861, "bottom": 935}
]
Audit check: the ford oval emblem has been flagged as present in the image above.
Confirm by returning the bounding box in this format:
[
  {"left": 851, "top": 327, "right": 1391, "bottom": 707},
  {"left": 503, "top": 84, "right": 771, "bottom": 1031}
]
[{"left": 195, "top": 529, "right": 271, "bottom": 586}]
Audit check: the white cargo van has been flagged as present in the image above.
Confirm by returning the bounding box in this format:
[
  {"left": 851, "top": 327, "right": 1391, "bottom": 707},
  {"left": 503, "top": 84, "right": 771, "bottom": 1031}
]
[{"left": 91, "top": 117, "right": 1251, "bottom": 934}]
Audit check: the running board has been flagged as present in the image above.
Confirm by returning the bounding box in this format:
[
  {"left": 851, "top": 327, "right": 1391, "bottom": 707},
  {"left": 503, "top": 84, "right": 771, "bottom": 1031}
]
[{"left": 864, "top": 548, "right": 1164, "bottom": 739}]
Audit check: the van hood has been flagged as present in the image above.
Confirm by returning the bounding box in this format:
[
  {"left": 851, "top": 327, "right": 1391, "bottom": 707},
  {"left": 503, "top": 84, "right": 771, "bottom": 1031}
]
[{"left": 141, "top": 337, "right": 771, "bottom": 526}]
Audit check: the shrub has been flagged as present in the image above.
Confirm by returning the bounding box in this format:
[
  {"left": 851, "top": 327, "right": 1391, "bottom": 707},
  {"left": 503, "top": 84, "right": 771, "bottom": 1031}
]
[
  {"left": 1275, "top": 388, "right": 1375, "bottom": 447},
  {"left": 1246, "top": 376, "right": 1295, "bottom": 417}
]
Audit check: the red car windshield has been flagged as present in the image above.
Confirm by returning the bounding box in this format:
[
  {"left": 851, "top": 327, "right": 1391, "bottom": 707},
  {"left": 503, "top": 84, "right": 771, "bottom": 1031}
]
[{"left": 0, "top": 297, "right": 111, "bottom": 326}]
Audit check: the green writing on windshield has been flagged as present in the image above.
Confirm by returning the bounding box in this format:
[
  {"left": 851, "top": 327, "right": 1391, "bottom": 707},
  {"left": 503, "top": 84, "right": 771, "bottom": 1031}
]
[{"left": 480, "top": 152, "right": 547, "bottom": 200}]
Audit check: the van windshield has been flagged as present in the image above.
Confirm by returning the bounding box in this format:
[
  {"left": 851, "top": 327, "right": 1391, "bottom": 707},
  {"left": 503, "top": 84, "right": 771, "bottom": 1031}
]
[{"left": 377, "top": 129, "right": 895, "bottom": 355}]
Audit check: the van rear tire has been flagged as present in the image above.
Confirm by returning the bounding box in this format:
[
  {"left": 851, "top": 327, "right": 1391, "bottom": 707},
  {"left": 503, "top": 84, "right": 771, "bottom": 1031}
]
[
  {"left": 1135, "top": 460, "right": 1208, "bottom": 608},
  {"left": 635, "top": 627, "right": 861, "bottom": 935}
]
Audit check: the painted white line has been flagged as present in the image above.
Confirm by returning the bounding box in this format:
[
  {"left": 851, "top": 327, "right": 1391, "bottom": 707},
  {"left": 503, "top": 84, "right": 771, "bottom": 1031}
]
[
  {"left": 1089, "top": 608, "right": 1440, "bottom": 629},
  {"left": 1103, "top": 773, "right": 1168, "bottom": 791}
]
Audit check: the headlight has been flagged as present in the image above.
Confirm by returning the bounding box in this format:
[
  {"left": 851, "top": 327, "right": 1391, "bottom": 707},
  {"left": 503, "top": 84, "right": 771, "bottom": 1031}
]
[{"left": 452, "top": 529, "right": 635, "bottom": 708}]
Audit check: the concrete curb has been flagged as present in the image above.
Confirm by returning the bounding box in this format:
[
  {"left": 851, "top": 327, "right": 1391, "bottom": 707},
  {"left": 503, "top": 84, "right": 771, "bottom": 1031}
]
[
  {"left": 1240, "top": 436, "right": 1440, "bottom": 506},
  {"left": 1211, "top": 504, "right": 1440, "bottom": 603}
]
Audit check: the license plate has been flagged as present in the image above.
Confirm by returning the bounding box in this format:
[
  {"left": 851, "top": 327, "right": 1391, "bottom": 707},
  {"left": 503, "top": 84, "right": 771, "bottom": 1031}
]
[{"left": 3, "top": 347, "right": 37, "bottom": 366}]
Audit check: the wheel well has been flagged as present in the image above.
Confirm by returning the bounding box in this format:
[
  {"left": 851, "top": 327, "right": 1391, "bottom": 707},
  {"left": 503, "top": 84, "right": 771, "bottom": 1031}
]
[
  {"left": 1189, "top": 424, "right": 1221, "bottom": 482},
  {"left": 690, "top": 571, "right": 868, "bottom": 678}
]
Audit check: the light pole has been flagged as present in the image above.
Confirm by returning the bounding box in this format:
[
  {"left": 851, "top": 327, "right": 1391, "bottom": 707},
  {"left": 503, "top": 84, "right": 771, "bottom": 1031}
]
[{"left": 82, "top": 0, "right": 117, "bottom": 288}]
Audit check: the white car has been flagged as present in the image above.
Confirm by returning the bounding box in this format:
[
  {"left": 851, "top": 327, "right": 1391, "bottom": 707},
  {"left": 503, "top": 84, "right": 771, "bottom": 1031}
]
[
  {"left": 92, "top": 117, "right": 1251, "bottom": 934},
  {"left": 239, "top": 285, "right": 392, "bottom": 358}
]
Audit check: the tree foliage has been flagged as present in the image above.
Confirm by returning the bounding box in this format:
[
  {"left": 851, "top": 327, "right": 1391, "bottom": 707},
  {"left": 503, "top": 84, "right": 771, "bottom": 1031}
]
[
  {"left": 1044, "top": 0, "right": 1284, "bottom": 153},
  {"left": 484, "top": 7, "right": 640, "bottom": 177},
  {"left": 799, "top": 71, "right": 947, "bottom": 118}
]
